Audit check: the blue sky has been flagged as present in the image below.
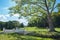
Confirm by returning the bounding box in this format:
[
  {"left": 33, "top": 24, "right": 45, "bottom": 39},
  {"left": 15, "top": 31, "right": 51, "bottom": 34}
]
[
  {"left": 0, "top": 0, "right": 28, "bottom": 25},
  {"left": 0, "top": 0, "right": 60, "bottom": 24},
  {"left": 0, "top": 0, "right": 16, "bottom": 15}
]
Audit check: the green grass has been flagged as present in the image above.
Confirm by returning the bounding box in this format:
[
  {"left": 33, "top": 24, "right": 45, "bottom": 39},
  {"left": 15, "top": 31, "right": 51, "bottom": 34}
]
[
  {"left": 24, "top": 27, "right": 60, "bottom": 36},
  {"left": 24, "top": 27, "right": 60, "bottom": 32},
  {"left": 24, "top": 27, "right": 48, "bottom": 31},
  {"left": 0, "top": 27, "right": 60, "bottom": 40},
  {"left": 55, "top": 28, "right": 60, "bottom": 32},
  {"left": 0, "top": 34, "right": 53, "bottom": 40}
]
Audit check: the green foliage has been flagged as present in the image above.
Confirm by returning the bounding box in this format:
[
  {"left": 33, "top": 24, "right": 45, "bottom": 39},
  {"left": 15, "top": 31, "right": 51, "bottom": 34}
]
[
  {"left": 57, "top": 3, "right": 60, "bottom": 12},
  {"left": 27, "top": 15, "right": 48, "bottom": 27},
  {"left": 9, "top": 0, "right": 60, "bottom": 31},
  {"left": 9, "top": 0, "right": 58, "bottom": 16},
  {"left": 52, "top": 12, "right": 60, "bottom": 27},
  {"left": 0, "top": 21, "right": 24, "bottom": 30}
]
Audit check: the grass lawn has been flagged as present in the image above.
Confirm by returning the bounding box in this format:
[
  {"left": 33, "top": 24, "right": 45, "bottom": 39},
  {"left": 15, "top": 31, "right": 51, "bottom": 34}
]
[
  {"left": 0, "top": 27, "right": 60, "bottom": 40},
  {"left": 24, "top": 27, "right": 60, "bottom": 32},
  {"left": 0, "top": 34, "right": 54, "bottom": 40},
  {"left": 24, "top": 27, "right": 48, "bottom": 31}
]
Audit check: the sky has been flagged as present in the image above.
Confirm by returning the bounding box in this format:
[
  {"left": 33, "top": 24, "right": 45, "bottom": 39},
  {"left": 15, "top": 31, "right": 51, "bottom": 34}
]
[
  {"left": 0, "top": 0, "right": 28, "bottom": 25},
  {"left": 0, "top": 0, "right": 60, "bottom": 25}
]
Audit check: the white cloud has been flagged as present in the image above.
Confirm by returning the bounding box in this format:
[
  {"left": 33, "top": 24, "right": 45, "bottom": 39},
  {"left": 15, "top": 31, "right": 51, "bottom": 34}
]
[
  {"left": 0, "top": 15, "right": 8, "bottom": 22},
  {"left": 5, "top": 14, "right": 10, "bottom": 17},
  {"left": 17, "top": 18, "right": 28, "bottom": 25},
  {"left": 13, "top": 14, "right": 20, "bottom": 17},
  {"left": 0, "top": 14, "right": 20, "bottom": 22},
  {"left": 0, "top": 14, "right": 28, "bottom": 25}
]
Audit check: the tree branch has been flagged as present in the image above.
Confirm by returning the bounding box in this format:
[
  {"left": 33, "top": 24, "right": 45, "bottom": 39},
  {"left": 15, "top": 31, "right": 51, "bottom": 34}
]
[
  {"left": 30, "top": 2, "right": 47, "bottom": 11},
  {"left": 44, "top": 0, "right": 50, "bottom": 14},
  {"left": 37, "top": 4, "right": 47, "bottom": 11},
  {"left": 51, "top": 0, "right": 56, "bottom": 13}
]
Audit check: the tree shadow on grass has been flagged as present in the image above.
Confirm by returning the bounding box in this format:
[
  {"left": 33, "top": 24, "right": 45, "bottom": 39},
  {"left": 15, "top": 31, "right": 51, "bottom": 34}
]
[
  {"left": 26, "top": 31, "right": 60, "bottom": 40},
  {"left": 4, "top": 31, "right": 60, "bottom": 40}
]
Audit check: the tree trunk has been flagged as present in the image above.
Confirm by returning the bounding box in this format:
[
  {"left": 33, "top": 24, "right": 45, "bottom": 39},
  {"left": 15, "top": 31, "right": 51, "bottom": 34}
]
[
  {"left": 44, "top": 0, "right": 56, "bottom": 32},
  {"left": 47, "top": 13, "right": 55, "bottom": 32}
]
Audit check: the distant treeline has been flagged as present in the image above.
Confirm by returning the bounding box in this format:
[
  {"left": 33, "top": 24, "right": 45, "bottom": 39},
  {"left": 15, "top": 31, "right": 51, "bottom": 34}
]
[
  {"left": 0, "top": 21, "right": 24, "bottom": 30},
  {"left": 28, "top": 12, "right": 60, "bottom": 28}
]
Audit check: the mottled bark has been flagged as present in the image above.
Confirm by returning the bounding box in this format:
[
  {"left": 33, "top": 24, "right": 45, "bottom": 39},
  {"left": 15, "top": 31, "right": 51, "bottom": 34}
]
[
  {"left": 45, "top": 0, "right": 56, "bottom": 32},
  {"left": 47, "top": 14, "right": 55, "bottom": 32}
]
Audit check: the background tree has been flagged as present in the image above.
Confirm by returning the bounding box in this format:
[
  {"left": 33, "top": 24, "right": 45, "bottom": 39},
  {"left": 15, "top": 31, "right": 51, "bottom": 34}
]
[
  {"left": 52, "top": 11, "right": 60, "bottom": 27},
  {"left": 9, "top": 0, "right": 60, "bottom": 32}
]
